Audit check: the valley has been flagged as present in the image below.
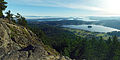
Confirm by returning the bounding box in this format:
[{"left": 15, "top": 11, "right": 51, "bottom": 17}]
[{"left": 27, "top": 16, "right": 120, "bottom": 60}]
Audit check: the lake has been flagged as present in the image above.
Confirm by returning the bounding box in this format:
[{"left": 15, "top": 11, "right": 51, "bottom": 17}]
[{"left": 62, "top": 25, "right": 120, "bottom": 33}]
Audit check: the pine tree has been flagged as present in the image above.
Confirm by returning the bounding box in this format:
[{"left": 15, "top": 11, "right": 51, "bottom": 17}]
[
  {"left": 15, "top": 13, "right": 27, "bottom": 27},
  {"left": 106, "top": 37, "right": 113, "bottom": 60},
  {"left": 84, "top": 37, "right": 98, "bottom": 60},
  {"left": 106, "top": 36, "right": 120, "bottom": 60},
  {"left": 5, "top": 10, "right": 13, "bottom": 20},
  {"left": 112, "top": 36, "right": 120, "bottom": 60},
  {"left": 0, "top": 0, "right": 7, "bottom": 17},
  {"left": 5, "top": 10, "right": 16, "bottom": 23},
  {"left": 97, "top": 37, "right": 108, "bottom": 60}
]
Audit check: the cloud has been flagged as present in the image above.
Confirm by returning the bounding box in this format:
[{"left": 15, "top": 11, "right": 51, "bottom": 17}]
[
  {"left": 8, "top": 0, "right": 120, "bottom": 16},
  {"left": 8, "top": 0, "right": 106, "bottom": 12}
]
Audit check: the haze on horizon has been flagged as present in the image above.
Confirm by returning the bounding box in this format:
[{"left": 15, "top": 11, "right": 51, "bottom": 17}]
[{"left": 6, "top": 0, "right": 120, "bottom": 17}]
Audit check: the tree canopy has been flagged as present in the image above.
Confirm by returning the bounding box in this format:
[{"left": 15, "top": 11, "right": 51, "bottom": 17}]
[
  {"left": 15, "top": 13, "right": 27, "bottom": 27},
  {"left": 0, "top": 0, "right": 7, "bottom": 17}
]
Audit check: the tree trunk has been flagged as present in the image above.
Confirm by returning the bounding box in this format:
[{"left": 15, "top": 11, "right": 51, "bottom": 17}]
[{"left": 0, "top": 9, "right": 3, "bottom": 18}]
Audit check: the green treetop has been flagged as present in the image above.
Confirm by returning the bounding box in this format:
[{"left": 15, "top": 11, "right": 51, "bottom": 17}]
[
  {"left": 0, "top": 0, "right": 7, "bottom": 17},
  {"left": 15, "top": 13, "right": 27, "bottom": 27},
  {"left": 5, "top": 10, "right": 14, "bottom": 20}
]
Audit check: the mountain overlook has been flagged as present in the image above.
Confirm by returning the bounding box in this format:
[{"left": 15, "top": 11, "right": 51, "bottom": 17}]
[
  {"left": 0, "top": 18, "right": 72, "bottom": 60},
  {"left": 1, "top": 0, "right": 120, "bottom": 60}
]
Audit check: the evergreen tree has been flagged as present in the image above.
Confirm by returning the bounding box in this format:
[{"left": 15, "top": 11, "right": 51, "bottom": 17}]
[
  {"left": 5, "top": 10, "right": 13, "bottom": 20},
  {"left": 5, "top": 10, "right": 16, "bottom": 23},
  {"left": 63, "top": 48, "right": 70, "bottom": 57},
  {"left": 107, "top": 37, "right": 112, "bottom": 44},
  {"left": 0, "top": 0, "right": 7, "bottom": 17},
  {"left": 106, "top": 37, "right": 113, "bottom": 60},
  {"left": 84, "top": 37, "right": 98, "bottom": 60},
  {"left": 112, "top": 36, "right": 120, "bottom": 60},
  {"left": 106, "top": 36, "right": 120, "bottom": 60},
  {"left": 15, "top": 13, "right": 27, "bottom": 27},
  {"left": 113, "top": 36, "right": 118, "bottom": 46},
  {"left": 97, "top": 37, "right": 108, "bottom": 60}
]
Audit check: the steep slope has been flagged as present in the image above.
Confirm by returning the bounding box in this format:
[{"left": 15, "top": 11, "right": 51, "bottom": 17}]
[{"left": 0, "top": 18, "right": 72, "bottom": 60}]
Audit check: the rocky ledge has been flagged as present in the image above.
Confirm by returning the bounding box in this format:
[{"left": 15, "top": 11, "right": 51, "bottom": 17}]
[{"left": 0, "top": 19, "right": 73, "bottom": 60}]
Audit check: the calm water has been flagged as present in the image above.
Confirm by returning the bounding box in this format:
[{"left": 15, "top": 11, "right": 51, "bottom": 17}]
[{"left": 62, "top": 25, "right": 120, "bottom": 33}]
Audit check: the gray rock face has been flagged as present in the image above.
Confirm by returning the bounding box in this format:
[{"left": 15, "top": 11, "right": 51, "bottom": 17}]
[{"left": 0, "top": 19, "right": 73, "bottom": 60}]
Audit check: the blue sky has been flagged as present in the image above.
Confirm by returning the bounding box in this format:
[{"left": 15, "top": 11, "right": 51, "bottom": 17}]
[{"left": 5, "top": 0, "right": 120, "bottom": 16}]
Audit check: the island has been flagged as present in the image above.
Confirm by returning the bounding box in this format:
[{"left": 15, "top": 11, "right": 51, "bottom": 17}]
[{"left": 88, "top": 26, "right": 92, "bottom": 28}]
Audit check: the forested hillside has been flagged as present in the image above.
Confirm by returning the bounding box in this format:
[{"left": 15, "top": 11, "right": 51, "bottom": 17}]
[{"left": 29, "top": 24, "right": 120, "bottom": 60}]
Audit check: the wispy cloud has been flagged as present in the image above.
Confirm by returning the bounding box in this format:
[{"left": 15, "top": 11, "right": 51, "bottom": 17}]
[
  {"left": 9, "top": 0, "right": 119, "bottom": 15},
  {"left": 9, "top": 0, "right": 105, "bottom": 12}
]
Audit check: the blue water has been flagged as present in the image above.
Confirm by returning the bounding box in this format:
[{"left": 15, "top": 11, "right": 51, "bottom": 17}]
[{"left": 62, "top": 25, "right": 120, "bottom": 33}]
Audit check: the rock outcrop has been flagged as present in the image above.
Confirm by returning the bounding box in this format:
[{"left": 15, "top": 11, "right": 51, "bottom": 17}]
[{"left": 0, "top": 18, "right": 73, "bottom": 60}]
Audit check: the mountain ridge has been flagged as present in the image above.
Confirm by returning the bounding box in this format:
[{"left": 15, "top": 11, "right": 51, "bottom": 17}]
[{"left": 0, "top": 18, "right": 72, "bottom": 60}]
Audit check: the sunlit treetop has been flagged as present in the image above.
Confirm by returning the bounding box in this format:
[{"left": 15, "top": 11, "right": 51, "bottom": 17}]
[{"left": 0, "top": 0, "right": 7, "bottom": 17}]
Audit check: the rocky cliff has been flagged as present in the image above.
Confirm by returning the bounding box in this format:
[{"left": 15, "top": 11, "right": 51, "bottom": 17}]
[{"left": 0, "top": 18, "right": 73, "bottom": 60}]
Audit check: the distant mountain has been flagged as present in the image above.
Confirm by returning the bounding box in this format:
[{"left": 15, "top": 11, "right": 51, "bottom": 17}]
[
  {"left": 25, "top": 16, "right": 67, "bottom": 19},
  {"left": 88, "top": 16, "right": 120, "bottom": 20},
  {"left": 26, "top": 16, "right": 99, "bottom": 22},
  {"left": 94, "top": 20, "right": 120, "bottom": 29}
]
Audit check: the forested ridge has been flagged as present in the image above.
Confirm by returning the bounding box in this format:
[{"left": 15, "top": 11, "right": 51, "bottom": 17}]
[{"left": 29, "top": 24, "right": 120, "bottom": 60}]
